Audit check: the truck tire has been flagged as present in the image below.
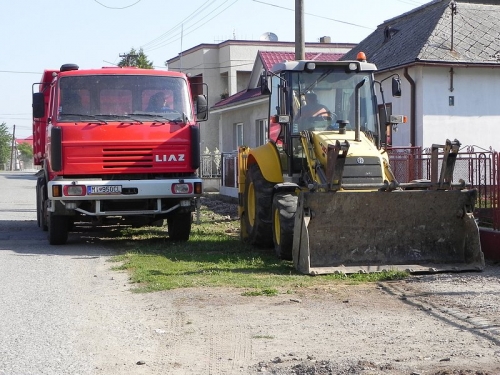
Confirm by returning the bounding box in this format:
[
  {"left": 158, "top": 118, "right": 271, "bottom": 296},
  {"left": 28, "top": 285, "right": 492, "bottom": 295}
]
[
  {"left": 37, "top": 178, "right": 48, "bottom": 232},
  {"left": 167, "top": 212, "right": 192, "bottom": 241},
  {"left": 48, "top": 212, "right": 69, "bottom": 245},
  {"left": 36, "top": 178, "right": 42, "bottom": 228},
  {"left": 272, "top": 193, "right": 297, "bottom": 260},
  {"left": 243, "top": 163, "right": 274, "bottom": 247}
]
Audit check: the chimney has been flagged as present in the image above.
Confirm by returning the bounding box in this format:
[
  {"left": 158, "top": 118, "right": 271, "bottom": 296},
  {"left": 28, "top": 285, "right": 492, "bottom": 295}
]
[{"left": 320, "top": 36, "right": 331, "bottom": 43}]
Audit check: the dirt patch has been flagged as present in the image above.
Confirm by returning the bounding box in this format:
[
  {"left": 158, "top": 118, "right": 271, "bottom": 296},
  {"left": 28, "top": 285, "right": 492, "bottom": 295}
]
[{"left": 93, "top": 195, "right": 500, "bottom": 374}]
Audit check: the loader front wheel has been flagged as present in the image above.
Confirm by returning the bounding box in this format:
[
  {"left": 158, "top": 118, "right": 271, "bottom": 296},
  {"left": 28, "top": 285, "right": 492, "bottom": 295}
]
[
  {"left": 243, "top": 163, "right": 274, "bottom": 247},
  {"left": 272, "top": 193, "right": 298, "bottom": 260}
]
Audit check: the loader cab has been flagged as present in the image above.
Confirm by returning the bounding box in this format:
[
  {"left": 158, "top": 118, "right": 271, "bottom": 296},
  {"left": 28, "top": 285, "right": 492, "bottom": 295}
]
[{"left": 266, "top": 60, "right": 380, "bottom": 179}]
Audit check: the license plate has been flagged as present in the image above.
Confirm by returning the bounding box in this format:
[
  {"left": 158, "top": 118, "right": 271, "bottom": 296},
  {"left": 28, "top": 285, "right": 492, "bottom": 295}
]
[{"left": 87, "top": 185, "right": 122, "bottom": 195}]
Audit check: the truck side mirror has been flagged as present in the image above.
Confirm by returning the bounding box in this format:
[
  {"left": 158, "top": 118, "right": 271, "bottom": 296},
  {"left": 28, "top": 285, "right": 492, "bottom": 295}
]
[
  {"left": 260, "top": 74, "right": 271, "bottom": 95},
  {"left": 392, "top": 77, "right": 402, "bottom": 97},
  {"left": 196, "top": 94, "right": 208, "bottom": 121},
  {"left": 33, "top": 92, "right": 45, "bottom": 118}
]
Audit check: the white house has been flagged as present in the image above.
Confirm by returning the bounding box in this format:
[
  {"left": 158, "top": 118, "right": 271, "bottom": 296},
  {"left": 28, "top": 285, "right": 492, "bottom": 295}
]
[
  {"left": 342, "top": 0, "right": 500, "bottom": 153},
  {"left": 166, "top": 38, "right": 354, "bottom": 156}
]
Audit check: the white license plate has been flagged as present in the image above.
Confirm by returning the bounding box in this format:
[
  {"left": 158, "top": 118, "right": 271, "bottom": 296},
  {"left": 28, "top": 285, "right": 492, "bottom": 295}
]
[{"left": 87, "top": 185, "right": 122, "bottom": 195}]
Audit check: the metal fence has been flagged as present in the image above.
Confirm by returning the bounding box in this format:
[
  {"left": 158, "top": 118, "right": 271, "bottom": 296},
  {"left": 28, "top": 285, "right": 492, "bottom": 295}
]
[
  {"left": 221, "top": 152, "right": 238, "bottom": 188},
  {"left": 388, "top": 145, "right": 500, "bottom": 231},
  {"left": 199, "top": 152, "right": 238, "bottom": 188},
  {"left": 201, "top": 147, "right": 500, "bottom": 231},
  {"left": 200, "top": 152, "right": 221, "bottom": 178}
]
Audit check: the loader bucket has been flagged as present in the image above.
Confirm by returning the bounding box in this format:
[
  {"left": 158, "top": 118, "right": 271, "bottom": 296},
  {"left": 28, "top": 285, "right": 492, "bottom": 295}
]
[{"left": 293, "top": 189, "right": 485, "bottom": 275}]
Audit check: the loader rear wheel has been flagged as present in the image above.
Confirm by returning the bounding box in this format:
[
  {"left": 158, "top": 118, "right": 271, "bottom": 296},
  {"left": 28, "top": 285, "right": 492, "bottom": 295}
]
[
  {"left": 272, "top": 193, "right": 298, "bottom": 260},
  {"left": 48, "top": 212, "right": 69, "bottom": 245},
  {"left": 243, "top": 163, "right": 274, "bottom": 247},
  {"left": 167, "top": 211, "right": 192, "bottom": 241}
]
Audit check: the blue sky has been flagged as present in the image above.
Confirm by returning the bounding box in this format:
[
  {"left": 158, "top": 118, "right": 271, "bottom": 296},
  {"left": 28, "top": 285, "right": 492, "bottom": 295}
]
[{"left": 0, "top": 0, "right": 427, "bottom": 139}]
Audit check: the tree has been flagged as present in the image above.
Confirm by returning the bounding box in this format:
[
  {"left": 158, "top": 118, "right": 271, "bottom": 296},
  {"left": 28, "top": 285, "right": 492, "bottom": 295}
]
[
  {"left": 117, "top": 48, "right": 153, "bottom": 69},
  {"left": 0, "top": 123, "right": 12, "bottom": 167},
  {"left": 17, "top": 142, "right": 33, "bottom": 162}
]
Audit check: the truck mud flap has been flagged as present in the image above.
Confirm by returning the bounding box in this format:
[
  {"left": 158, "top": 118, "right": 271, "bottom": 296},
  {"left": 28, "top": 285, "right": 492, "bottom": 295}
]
[{"left": 292, "top": 190, "right": 485, "bottom": 275}]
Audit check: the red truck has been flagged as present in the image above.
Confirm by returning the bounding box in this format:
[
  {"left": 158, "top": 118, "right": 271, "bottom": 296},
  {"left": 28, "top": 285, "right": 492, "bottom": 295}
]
[{"left": 32, "top": 64, "right": 208, "bottom": 245}]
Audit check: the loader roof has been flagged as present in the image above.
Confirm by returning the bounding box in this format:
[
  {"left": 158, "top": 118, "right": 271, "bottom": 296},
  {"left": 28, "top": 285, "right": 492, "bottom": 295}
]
[{"left": 270, "top": 59, "right": 378, "bottom": 73}]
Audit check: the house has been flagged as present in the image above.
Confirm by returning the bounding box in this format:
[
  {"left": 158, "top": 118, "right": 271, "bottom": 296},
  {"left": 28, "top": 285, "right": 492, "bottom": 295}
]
[
  {"left": 16, "top": 135, "right": 33, "bottom": 147},
  {"left": 166, "top": 39, "right": 353, "bottom": 196},
  {"left": 342, "top": 0, "right": 500, "bottom": 152},
  {"left": 166, "top": 38, "right": 354, "bottom": 153},
  {"left": 211, "top": 51, "right": 346, "bottom": 197}
]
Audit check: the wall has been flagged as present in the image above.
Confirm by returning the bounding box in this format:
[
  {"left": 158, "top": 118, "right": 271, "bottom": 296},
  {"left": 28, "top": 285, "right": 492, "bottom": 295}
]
[{"left": 422, "top": 66, "right": 500, "bottom": 152}]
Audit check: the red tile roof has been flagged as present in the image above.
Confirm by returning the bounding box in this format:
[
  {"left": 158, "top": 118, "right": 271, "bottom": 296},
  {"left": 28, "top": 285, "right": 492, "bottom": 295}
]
[
  {"left": 212, "top": 50, "right": 344, "bottom": 109},
  {"left": 16, "top": 136, "right": 33, "bottom": 146},
  {"left": 259, "top": 51, "right": 343, "bottom": 70},
  {"left": 213, "top": 87, "right": 261, "bottom": 109}
]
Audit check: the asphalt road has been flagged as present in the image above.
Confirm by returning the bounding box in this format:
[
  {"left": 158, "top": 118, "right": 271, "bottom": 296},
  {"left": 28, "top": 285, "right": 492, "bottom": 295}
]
[
  {"left": 0, "top": 172, "right": 162, "bottom": 375},
  {"left": 2, "top": 171, "right": 500, "bottom": 375}
]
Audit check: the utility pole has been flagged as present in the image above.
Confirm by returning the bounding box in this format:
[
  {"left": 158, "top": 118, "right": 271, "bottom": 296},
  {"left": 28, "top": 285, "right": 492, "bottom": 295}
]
[
  {"left": 119, "top": 53, "right": 138, "bottom": 66},
  {"left": 9, "top": 124, "right": 15, "bottom": 171},
  {"left": 295, "top": 0, "right": 305, "bottom": 60}
]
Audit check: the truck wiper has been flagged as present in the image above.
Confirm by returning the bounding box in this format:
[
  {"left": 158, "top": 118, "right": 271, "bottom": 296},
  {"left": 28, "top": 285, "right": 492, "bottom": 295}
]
[
  {"left": 95, "top": 114, "right": 143, "bottom": 124},
  {"left": 132, "top": 112, "right": 188, "bottom": 124},
  {"left": 61, "top": 113, "right": 108, "bottom": 124}
]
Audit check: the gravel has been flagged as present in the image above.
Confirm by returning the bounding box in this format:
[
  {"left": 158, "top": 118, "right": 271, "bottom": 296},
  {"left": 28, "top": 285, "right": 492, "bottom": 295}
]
[{"left": 1, "top": 173, "right": 500, "bottom": 375}]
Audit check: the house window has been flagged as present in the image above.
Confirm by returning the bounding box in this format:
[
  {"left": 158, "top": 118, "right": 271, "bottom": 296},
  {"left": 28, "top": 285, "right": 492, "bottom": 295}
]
[
  {"left": 256, "top": 118, "right": 268, "bottom": 145},
  {"left": 234, "top": 122, "right": 243, "bottom": 150}
]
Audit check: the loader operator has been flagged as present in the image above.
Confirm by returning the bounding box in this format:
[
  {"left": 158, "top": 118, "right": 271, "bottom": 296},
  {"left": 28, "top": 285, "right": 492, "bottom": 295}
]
[{"left": 296, "top": 92, "right": 332, "bottom": 131}]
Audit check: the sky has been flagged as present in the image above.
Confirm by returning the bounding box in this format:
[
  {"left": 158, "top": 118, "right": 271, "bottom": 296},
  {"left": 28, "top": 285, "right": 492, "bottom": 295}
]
[{"left": 0, "top": 0, "right": 429, "bottom": 139}]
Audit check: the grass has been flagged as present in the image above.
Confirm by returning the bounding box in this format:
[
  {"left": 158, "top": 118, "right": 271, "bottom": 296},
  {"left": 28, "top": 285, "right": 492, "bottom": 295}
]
[{"left": 108, "top": 199, "right": 409, "bottom": 293}]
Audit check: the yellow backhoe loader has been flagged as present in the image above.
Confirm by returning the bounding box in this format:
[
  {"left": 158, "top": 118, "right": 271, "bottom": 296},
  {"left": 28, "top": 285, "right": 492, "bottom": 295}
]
[{"left": 238, "top": 54, "right": 484, "bottom": 275}]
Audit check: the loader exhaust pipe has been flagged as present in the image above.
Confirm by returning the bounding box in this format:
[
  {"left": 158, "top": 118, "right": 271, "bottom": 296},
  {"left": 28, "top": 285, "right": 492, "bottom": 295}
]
[{"left": 354, "top": 78, "right": 366, "bottom": 142}]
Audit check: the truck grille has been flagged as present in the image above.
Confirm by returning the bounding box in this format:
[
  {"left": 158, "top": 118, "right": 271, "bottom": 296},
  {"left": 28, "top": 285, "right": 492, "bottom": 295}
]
[{"left": 102, "top": 147, "right": 154, "bottom": 169}]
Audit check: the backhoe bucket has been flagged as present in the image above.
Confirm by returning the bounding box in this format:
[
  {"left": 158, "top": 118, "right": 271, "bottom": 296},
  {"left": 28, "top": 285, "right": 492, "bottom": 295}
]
[{"left": 293, "top": 190, "right": 484, "bottom": 275}]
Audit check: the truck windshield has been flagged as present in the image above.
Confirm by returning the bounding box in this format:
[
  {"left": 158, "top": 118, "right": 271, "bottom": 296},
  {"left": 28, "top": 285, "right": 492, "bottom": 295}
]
[
  {"left": 57, "top": 75, "right": 193, "bottom": 122},
  {"left": 290, "top": 67, "right": 378, "bottom": 135}
]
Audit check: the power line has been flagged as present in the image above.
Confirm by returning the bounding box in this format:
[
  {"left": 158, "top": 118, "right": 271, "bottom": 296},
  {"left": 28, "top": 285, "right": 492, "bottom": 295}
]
[
  {"left": 142, "top": 0, "right": 240, "bottom": 53},
  {"left": 395, "top": 0, "right": 426, "bottom": 6},
  {"left": 141, "top": 0, "right": 215, "bottom": 49},
  {"left": 0, "top": 70, "right": 41, "bottom": 75},
  {"left": 252, "top": 0, "right": 373, "bottom": 30},
  {"left": 93, "top": 0, "right": 142, "bottom": 10}
]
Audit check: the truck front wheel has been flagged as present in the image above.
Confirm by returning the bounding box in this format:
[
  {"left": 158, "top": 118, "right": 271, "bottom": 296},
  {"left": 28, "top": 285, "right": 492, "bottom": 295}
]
[
  {"left": 48, "top": 212, "right": 69, "bottom": 245},
  {"left": 37, "top": 180, "right": 48, "bottom": 232},
  {"left": 167, "top": 211, "right": 192, "bottom": 241}
]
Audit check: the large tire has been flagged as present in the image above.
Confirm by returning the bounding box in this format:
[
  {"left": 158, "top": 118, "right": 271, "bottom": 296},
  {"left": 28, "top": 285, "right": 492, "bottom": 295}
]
[
  {"left": 272, "top": 193, "right": 298, "bottom": 260},
  {"left": 36, "top": 178, "right": 42, "bottom": 228},
  {"left": 38, "top": 179, "right": 48, "bottom": 232},
  {"left": 48, "top": 212, "right": 69, "bottom": 245},
  {"left": 167, "top": 211, "right": 192, "bottom": 241},
  {"left": 243, "top": 163, "right": 274, "bottom": 247}
]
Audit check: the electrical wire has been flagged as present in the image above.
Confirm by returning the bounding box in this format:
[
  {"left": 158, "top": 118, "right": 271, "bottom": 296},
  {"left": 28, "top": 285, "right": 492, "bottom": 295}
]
[
  {"left": 0, "top": 70, "right": 41, "bottom": 75},
  {"left": 142, "top": 0, "right": 240, "bottom": 53},
  {"left": 93, "top": 0, "right": 142, "bottom": 10},
  {"left": 141, "top": 0, "right": 216, "bottom": 49},
  {"left": 251, "top": 0, "right": 373, "bottom": 30}
]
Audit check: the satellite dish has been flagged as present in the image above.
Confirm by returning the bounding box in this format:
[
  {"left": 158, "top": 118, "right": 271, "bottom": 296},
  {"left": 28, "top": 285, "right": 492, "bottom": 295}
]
[{"left": 260, "top": 32, "right": 278, "bottom": 42}]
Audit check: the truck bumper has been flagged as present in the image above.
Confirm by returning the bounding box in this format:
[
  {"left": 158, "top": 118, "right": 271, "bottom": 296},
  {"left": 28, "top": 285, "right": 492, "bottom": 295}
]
[{"left": 47, "top": 177, "right": 202, "bottom": 216}]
